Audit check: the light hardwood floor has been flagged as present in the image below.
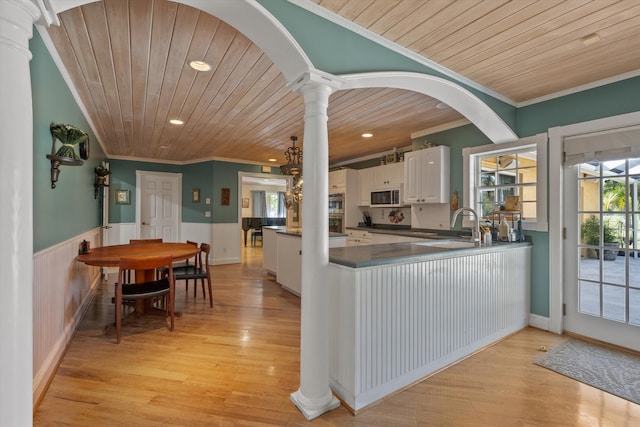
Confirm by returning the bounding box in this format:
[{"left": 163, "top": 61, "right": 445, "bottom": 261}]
[{"left": 34, "top": 246, "right": 640, "bottom": 426}]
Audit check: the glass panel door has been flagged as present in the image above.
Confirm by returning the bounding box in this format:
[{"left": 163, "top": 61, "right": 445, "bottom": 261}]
[{"left": 575, "top": 159, "right": 640, "bottom": 326}]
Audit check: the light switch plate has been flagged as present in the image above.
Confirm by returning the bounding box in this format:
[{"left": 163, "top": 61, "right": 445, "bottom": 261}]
[
  {"left": 205, "top": 211, "right": 211, "bottom": 217},
  {"left": 205, "top": 197, "right": 211, "bottom": 204}
]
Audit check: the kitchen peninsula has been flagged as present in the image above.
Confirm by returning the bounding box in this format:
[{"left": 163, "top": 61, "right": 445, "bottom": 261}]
[
  {"left": 263, "top": 226, "right": 347, "bottom": 295},
  {"left": 327, "top": 239, "right": 531, "bottom": 412}
]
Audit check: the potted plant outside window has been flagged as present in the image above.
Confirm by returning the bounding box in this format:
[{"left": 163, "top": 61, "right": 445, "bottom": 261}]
[{"left": 581, "top": 215, "right": 619, "bottom": 260}]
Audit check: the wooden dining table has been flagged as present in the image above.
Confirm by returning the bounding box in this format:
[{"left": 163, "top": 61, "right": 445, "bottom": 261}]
[{"left": 77, "top": 241, "right": 200, "bottom": 317}]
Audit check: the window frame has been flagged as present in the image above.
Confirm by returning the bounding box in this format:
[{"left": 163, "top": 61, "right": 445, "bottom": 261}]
[{"left": 462, "top": 133, "right": 548, "bottom": 232}]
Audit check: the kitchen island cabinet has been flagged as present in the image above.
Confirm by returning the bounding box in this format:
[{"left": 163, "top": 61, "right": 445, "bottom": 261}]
[
  {"left": 264, "top": 226, "right": 347, "bottom": 296},
  {"left": 328, "top": 241, "right": 530, "bottom": 412}
]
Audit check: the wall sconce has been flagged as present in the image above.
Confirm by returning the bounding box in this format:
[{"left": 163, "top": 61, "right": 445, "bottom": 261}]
[
  {"left": 47, "top": 122, "right": 89, "bottom": 188},
  {"left": 94, "top": 161, "right": 110, "bottom": 199}
]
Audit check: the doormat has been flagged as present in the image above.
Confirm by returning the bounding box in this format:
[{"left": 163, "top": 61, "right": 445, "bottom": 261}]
[{"left": 534, "top": 339, "right": 640, "bottom": 405}]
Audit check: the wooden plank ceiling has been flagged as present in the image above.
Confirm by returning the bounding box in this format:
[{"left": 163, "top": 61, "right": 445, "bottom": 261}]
[{"left": 46, "top": 0, "right": 640, "bottom": 165}]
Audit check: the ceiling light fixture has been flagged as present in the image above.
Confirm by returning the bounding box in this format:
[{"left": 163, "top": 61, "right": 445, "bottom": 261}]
[
  {"left": 169, "top": 119, "right": 184, "bottom": 125},
  {"left": 268, "top": 158, "right": 277, "bottom": 162},
  {"left": 189, "top": 60, "right": 211, "bottom": 71},
  {"left": 435, "top": 102, "right": 448, "bottom": 109},
  {"left": 362, "top": 133, "right": 373, "bottom": 138},
  {"left": 280, "top": 136, "right": 303, "bottom": 202},
  {"left": 581, "top": 33, "right": 600, "bottom": 46}
]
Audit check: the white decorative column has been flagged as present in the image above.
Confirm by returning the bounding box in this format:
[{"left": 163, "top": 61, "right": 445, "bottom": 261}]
[
  {"left": 289, "top": 73, "right": 340, "bottom": 420},
  {"left": 0, "top": 0, "right": 45, "bottom": 424}
]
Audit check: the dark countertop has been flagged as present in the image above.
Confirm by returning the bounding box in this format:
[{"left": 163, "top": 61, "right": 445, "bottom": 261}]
[
  {"left": 329, "top": 240, "right": 531, "bottom": 268},
  {"left": 264, "top": 226, "right": 347, "bottom": 238}
]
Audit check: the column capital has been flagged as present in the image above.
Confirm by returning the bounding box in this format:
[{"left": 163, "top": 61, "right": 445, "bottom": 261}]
[{"left": 287, "top": 69, "right": 344, "bottom": 94}]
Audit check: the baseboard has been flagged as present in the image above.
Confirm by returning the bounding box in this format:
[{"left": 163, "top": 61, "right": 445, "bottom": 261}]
[
  {"left": 212, "top": 256, "right": 240, "bottom": 265},
  {"left": 529, "top": 313, "right": 550, "bottom": 331}
]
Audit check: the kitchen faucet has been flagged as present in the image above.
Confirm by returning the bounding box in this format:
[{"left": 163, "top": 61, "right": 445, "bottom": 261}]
[{"left": 451, "top": 207, "right": 482, "bottom": 246}]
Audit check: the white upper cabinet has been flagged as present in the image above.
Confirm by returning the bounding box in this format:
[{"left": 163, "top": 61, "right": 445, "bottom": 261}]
[
  {"left": 358, "top": 167, "right": 373, "bottom": 206},
  {"left": 329, "top": 169, "right": 347, "bottom": 192},
  {"left": 403, "top": 145, "right": 450, "bottom": 204},
  {"left": 371, "top": 162, "right": 404, "bottom": 189}
]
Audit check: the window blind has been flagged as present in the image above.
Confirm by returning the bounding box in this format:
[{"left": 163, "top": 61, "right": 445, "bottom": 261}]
[{"left": 564, "top": 126, "right": 640, "bottom": 166}]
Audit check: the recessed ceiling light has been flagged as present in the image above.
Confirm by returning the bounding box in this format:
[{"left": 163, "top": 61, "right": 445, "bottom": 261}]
[
  {"left": 189, "top": 60, "right": 211, "bottom": 71},
  {"left": 581, "top": 33, "right": 600, "bottom": 46},
  {"left": 435, "top": 102, "right": 448, "bottom": 109},
  {"left": 268, "top": 158, "right": 277, "bottom": 162},
  {"left": 169, "top": 119, "right": 184, "bottom": 125},
  {"left": 159, "top": 145, "right": 168, "bottom": 149},
  {"left": 362, "top": 133, "right": 373, "bottom": 138}
]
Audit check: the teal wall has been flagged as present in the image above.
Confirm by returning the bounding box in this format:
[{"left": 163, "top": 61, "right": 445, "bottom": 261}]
[
  {"left": 106, "top": 159, "right": 273, "bottom": 224},
  {"left": 106, "top": 159, "right": 181, "bottom": 223},
  {"left": 182, "top": 161, "right": 215, "bottom": 223},
  {"left": 31, "top": 31, "right": 106, "bottom": 253},
  {"left": 396, "top": 77, "right": 640, "bottom": 318},
  {"left": 258, "top": 0, "right": 517, "bottom": 132},
  {"left": 30, "top": 2, "right": 640, "bottom": 318}
]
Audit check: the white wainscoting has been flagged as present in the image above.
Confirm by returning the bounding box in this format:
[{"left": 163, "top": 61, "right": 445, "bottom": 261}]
[
  {"left": 212, "top": 223, "right": 241, "bottom": 265},
  {"left": 107, "top": 222, "right": 239, "bottom": 265},
  {"left": 328, "top": 246, "right": 531, "bottom": 412},
  {"left": 33, "top": 228, "right": 102, "bottom": 404},
  {"left": 105, "top": 222, "right": 136, "bottom": 246}
]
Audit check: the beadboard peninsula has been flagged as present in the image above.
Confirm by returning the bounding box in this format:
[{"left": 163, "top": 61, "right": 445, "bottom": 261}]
[{"left": 327, "top": 240, "right": 531, "bottom": 412}]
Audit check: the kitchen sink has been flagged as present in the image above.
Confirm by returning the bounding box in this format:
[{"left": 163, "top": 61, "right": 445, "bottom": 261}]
[{"left": 413, "top": 240, "right": 477, "bottom": 249}]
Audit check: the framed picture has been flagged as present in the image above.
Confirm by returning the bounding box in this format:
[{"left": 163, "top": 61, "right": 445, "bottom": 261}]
[
  {"left": 242, "top": 198, "right": 249, "bottom": 208},
  {"left": 192, "top": 188, "right": 201, "bottom": 203},
  {"left": 221, "top": 188, "right": 230, "bottom": 205},
  {"left": 114, "top": 189, "right": 130, "bottom": 205}
]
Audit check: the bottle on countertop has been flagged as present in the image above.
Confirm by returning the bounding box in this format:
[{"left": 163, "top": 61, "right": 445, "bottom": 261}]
[
  {"left": 498, "top": 217, "right": 509, "bottom": 241},
  {"left": 483, "top": 227, "right": 492, "bottom": 246}
]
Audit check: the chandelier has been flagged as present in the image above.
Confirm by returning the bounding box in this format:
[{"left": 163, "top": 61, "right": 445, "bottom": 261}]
[{"left": 280, "top": 136, "right": 303, "bottom": 202}]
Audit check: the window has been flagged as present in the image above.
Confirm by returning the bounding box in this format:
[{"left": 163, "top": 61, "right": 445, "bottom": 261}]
[
  {"left": 265, "top": 191, "right": 280, "bottom": 218},
  {"left": 463, "top": 133, "right": 547, "bottom": 231}
]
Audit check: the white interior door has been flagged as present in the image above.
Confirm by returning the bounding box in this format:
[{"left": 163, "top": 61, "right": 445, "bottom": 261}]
[
  {"left": 137, "top": 171, "right": 181, "bottom": 241},
  {"left": 563, "top": 154, "right": 640, "bottom": 351}
]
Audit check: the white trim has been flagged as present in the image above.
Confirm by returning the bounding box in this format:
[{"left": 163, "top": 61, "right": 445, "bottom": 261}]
[
  {"left": 330, "top": 144, "right": 413, "bottom": 169},
  {"left": 339, "top": 71, "right": 518, "bottom": 145},
  {"left": 462, "top": 133, "right": 548, "bottom": 231},
  {"left": 135, "top": 171, "right": 182, "bottom": 241},
  {"left": 529, "top": 314, "right": 550, "bottom": 331},
  {"left": 174, "top": 0, "right": 312, "bottom": 82},
  {"left": 518, "top": 69, "right": 640, "bottom": 107},
  {"left": 410, "top": 119, "right": 471, "bottom": 140},
  {"left": 289, "top": 0, "right": 515, "bottom": 107},
  {"left": 548, "top": 111, "right": 640, "bottom": 336}
]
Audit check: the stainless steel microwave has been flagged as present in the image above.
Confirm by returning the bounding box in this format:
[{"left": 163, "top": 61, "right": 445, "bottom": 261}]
[{"left": 370, "top": 186, "right": 403, "bottom": 207}]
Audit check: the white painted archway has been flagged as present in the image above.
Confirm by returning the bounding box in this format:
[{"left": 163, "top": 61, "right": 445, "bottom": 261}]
[{"left": 2, "top": 1, "right": 520, "bottom": 424}]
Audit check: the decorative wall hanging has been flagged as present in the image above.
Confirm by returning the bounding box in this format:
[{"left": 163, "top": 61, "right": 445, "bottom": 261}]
[
  {"left": 47, "top": 122, "right": 89, "bottom": 188},
  {"left": 114, "top": 189, "right": 130, "bottom": 205},
  {"left": 221, "top": 188, "right": 230, "bottom": 205},
  {"left": 94, "top": 161, "right": 110, "bottom": 199}
]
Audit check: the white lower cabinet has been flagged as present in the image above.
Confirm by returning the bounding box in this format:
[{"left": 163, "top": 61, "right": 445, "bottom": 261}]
[
  {"left": 276, "top": 234, "right": 301, "bottom": 296},
  {"left": 347, "top": 229, "right": 371, "bottom": 246},
  {"left": 262, "top": 227, "right": 280, "bottom": 274}
]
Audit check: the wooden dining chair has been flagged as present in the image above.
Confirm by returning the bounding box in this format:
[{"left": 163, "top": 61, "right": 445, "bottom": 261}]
[
  {"left": 115, "top": 256, "right": 175, "bottom": 344},
  {"left": 171, "top": 243, "right": 213, "bottom": 307}
]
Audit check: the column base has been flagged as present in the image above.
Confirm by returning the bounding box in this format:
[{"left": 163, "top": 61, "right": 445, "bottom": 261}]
[{"left": 290, "top": 389, "right": 340, "bottom": 420}]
